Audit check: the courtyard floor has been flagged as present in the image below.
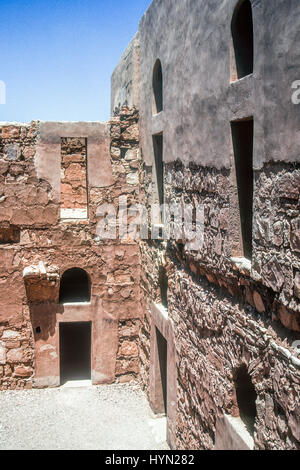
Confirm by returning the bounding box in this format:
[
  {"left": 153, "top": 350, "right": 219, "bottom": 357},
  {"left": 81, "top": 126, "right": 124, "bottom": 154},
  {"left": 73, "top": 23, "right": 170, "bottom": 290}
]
[{"left": 0, "top": 382, "right": 168, "bottom": 450}]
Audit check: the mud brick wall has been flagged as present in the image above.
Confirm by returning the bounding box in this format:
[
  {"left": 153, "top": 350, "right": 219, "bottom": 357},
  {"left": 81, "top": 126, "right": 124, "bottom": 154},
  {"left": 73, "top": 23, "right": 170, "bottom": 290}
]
[
  {"left": 139, "top": 159, "right": 300, "bottom": 450},
  {"left": 60, "top": 137, "right": 88, "bottom": 210}
]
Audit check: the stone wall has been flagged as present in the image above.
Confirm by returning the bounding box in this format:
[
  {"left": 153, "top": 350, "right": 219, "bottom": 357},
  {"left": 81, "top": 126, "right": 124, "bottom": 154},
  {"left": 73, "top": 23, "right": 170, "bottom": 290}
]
[
  {"left": 138, "top": 158, "right": 300, "bottom": 450},
  {"left": 1, "top": 70, "right": 299, "bottom": 451}
]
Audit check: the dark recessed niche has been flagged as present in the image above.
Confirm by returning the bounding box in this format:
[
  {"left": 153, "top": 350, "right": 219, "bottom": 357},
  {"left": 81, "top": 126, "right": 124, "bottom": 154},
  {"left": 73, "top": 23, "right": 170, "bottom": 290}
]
[{"left": 231, "top": 118, "right": 254, "bottom": 260}]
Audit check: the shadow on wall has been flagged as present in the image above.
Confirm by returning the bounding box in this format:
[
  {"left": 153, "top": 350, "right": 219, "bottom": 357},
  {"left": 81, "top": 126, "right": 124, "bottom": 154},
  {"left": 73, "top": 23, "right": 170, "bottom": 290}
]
[{"left": 29, "top": 303, "right": 64, "bottom": 342}]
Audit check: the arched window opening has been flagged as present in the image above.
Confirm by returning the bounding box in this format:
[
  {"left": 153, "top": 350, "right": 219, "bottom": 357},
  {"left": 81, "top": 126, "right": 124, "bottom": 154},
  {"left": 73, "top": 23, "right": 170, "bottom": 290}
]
[
  {"left": 231, "top": 0, "right": 254, "bottom": 81},
  {"left": 59, "top": 268, "right": 90, "bottom": 304},
  {"left": 234, "top": 365, "right": 257, "bottom": 435},
  {"left": 159, "top": 267, "right": 168, "bottom": 309},
  {"left": 152, "top": 59, "right": 163, "bottom": 114}
]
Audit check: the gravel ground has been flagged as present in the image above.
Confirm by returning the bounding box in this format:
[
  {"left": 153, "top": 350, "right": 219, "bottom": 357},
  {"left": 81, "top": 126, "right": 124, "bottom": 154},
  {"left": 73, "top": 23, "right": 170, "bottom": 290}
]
[{"left": 0, "top": 382, "right": 169, "bottom": 450}]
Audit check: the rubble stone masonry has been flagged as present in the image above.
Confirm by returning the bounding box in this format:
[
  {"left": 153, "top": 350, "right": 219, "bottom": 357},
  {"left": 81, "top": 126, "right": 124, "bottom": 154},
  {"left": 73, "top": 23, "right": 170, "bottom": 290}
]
[{"left": 139, "top": 159, "right": 300, "bottom": 450}]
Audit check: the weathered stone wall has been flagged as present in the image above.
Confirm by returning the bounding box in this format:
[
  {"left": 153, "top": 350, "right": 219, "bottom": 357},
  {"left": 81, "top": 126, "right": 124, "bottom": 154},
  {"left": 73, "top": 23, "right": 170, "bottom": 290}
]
[
  {"left": 0, "top": 108, "right": 143, "bottom": 389},
  {"left": 138, "top": 158, "right": 300, "bottom": 450},
  {"left": 0, "top": 123, "right": 52, "bottom": 389},
  {"left": 60, "top": 137, "right": 88, "bottom": 211}
]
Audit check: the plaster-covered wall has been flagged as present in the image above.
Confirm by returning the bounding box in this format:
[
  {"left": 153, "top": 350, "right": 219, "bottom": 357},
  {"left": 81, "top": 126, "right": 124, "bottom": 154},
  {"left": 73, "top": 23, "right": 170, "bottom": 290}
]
[
  {"left": 112, "top": 0, "right": 300, "bottom": 169},
  {"left": 111, "top": 34, "right": 140, "bottom": 114}
]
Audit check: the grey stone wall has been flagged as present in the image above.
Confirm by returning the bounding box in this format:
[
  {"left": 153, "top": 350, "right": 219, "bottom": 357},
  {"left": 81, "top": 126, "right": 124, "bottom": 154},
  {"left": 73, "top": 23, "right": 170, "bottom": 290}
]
[{"left": 112, "top": 0, "right": 300, "bottom": 169}]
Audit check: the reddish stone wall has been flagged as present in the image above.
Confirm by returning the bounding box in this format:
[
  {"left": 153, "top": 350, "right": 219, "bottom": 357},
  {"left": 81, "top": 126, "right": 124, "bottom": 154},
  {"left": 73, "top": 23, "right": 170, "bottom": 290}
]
[
  {"left": 0, "top": 108, "right": 143, "bottom": 389},
  {"left": 0, "top": 123, "right": 52, "bottom": 389}
]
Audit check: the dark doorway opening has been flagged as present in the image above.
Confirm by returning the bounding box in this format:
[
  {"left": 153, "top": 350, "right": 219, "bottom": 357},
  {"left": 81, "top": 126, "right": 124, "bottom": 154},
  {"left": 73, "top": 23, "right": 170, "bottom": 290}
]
[
  {"left": 60, "top": 322, "right": 91, "bottom": 385},
  {"left": 156, "top": 327, "right": 168, "bottom": 415},
  {"left": 59, "top": 268, "right": 90, "bottom": 304},
  {"left": 231, "top": 118, "right": 254, "bottom": 260},
  {"left": 231, "top": 0, "right": 254, "bottom": 79},
  {"left": 234, "top": 365, "right": 257, "bottom": 435}
]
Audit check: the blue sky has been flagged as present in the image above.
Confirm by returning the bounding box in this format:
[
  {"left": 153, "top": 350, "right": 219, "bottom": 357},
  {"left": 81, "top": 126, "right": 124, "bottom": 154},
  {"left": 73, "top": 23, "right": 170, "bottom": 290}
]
[{"left": 0, "top": 0, "right": 151, "bottom": 122}]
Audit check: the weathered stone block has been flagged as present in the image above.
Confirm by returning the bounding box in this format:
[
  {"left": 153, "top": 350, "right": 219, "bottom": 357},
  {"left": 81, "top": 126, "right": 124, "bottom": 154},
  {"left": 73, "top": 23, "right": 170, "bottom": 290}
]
[
  {"left": 119, "top": 341, "right": 139, "bottom": 357},
  {"left": 1, "top": 126, "right": 20, "bottom": 139},
  {"left": 261, "top": 257, "right": 285, "bottom": 292},
  {"left": 277, "top": 173, "right": 300, "bottom": 200},
  {"left": 6, "top": 348, "right": 25, "bottom": 364},
  {"left": 14, "top": 365, "right": 32, "bottom": 378}
]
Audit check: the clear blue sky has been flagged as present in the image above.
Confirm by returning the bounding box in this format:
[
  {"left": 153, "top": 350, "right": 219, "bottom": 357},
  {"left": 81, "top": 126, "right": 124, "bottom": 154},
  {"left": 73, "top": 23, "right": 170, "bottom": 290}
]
[{"left": 0, "top": 0, "right": 151, "bottom": 122}]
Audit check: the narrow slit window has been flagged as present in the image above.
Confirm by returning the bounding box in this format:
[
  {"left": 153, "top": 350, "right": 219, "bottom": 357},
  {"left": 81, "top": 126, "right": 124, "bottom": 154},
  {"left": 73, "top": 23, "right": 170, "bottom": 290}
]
[
  {"left": 159, "top": 267, "right": 168, "bottom": 309},
  {"left": 153, "top": 133, "right": 164, "bottom": 208},
  {"left": 231, "top": 118, "right": 254, "bottom": 260},
  {"left": 231, "top": 0, "right": 254, "bottom": 81},
  {"left": 60, "top": 137, "right": 88, "bottom": 220},
  {"left": 152, "top": 59, "right": 163, "bottom": 114}
]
